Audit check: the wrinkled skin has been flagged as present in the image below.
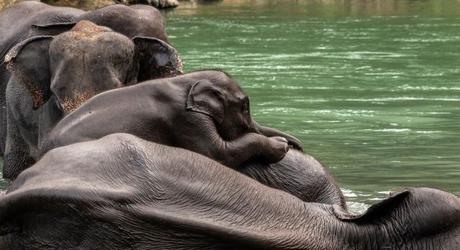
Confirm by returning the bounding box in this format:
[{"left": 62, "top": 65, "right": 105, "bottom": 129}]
[
  {"left": 241, "top": 149, "right": 346, "bottom": 208},
  {"left": 0, "top": 2, "right": 182, "bottom": 180},
  {"left": 0, "top": 2, "right": 177, "bottom": 155},
  {"left": 41, "top": 70, "right": 303, "bottom": 172},
  {"left": 0, "top": 1, "right": 85, "bottom": 159},
  {"left": 2, "top": 134, "right": 459, "bottom": 249}
]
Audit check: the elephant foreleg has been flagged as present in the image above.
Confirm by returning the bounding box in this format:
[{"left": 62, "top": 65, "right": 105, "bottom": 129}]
[
  {"left": 183, "top": 119, "right": 288, "bottom": 169},
  {"left": 253, "top": 121, "right": 303, "bottom": 151},
  {"left": 216, "top": 133, "right": 289, "bottom": 168}
]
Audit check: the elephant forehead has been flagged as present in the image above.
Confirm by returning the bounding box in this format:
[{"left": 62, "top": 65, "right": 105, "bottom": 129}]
[
  {"left": 51, "top": 31, "right": 134, "bottom": 56},
  {"left": 70, "top": 20, "right": 112, "bottom": 38}
]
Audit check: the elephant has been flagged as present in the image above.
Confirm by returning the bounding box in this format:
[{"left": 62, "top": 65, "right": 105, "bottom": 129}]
[
  {"left": 40, "top": 70, "right": 303, "bottom": 172},
  {"left": 241, "top": 149, "right": 346, "bottom": 208},
  {"left": 1, "top": 133, "right": 458, "bottom": 249},
  {"left": 3, "top": 20, "right": 182, "bottom": 180},
  {"left": 0, "top": 1, "right": 175, "bottom": 159}
]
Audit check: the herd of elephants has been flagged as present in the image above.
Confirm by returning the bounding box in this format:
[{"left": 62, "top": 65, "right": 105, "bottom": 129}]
[{"left": 0, "top": 1, "right": 458, "bottom": 249}]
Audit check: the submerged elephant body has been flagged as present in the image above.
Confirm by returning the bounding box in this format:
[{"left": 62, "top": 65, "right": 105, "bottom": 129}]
[
  {"left": 241, "top": 149, "right": 346, "bottom": 207},
  {"left": 41, "top": 70, "right": 302, "bottom": 172},
  {"left": 2, "top": 134, "right": 459, "bottom": 249},
  {"left": 0, "top": 2, "right": 183, "bottom": 180}
]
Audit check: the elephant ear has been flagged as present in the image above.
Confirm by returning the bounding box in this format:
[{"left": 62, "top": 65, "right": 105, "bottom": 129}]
[
  {"left": 333, "top": 190, "right": 410, "bottom": 223},
  {"left": 30, "top": 22, "right": 76, "bottom": 36},
  {"left": 186, "top": 80, "right": 226, "bottom": 124},
  {"left": 133, "top": 36, "right": 183, "bottom": 82},
  {"left": 5, "top": 36, "right": 53, "bottom": 109}
]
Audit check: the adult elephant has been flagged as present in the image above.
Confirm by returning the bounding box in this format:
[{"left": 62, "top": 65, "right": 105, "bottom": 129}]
[
  {"left": 3, "top": 20, "right": 181, "bottom": 180},
  {"left": 1, "top": 133, "right": 458, "bottom": 249},
  {"left": 241, "top": 149, "right": 346, "bottom": 207},
  {"left": 40, "top": 70, "right": 303, "bottom": 171},
  {"left": 0, "top": 1, "right": 175, "bottom": 159}
]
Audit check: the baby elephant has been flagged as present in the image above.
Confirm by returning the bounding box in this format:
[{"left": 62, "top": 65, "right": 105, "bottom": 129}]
[{"left": 41, "top": 70, "right": 303, "bottom": 170}]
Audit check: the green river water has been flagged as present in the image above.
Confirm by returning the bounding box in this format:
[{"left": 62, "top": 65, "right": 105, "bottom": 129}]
[
  {"left": 1, "top": 0, "right": 460, "bottom": 212},
  {"left": 164, "top": 0, "right": 460, "bottom": 212}
]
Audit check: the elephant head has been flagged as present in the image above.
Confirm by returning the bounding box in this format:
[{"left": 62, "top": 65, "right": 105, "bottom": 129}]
[
  {"left": 5, "top": 20, "right": 182, "bottom": 113},
  {"left": 186, "top": 71, "right": 302, "bottom": 149}
]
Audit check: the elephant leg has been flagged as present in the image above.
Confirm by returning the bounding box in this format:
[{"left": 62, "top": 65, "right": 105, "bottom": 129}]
[
  {"left": 254, "top": 121, "right": 303, "bottom": 151},
  {"left": 184, "top": 119, "right": 288, "bottom": 169},
  {"left": 3, "top": 107, "right": 34, "bottom": 180},
  {"left": 218, "top": 133, "right": 289, "bottom": 168}
]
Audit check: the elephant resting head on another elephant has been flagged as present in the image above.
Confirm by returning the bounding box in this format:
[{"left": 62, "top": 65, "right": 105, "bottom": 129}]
[
  {"left": 5, "top": 20, "right": 182, "bottom": 113},
  {"left": 40, "top": 70, "right": 303, "bottom": 171},
  {"left": 2, "top": 134, "right": 459, "bottom": 249}
]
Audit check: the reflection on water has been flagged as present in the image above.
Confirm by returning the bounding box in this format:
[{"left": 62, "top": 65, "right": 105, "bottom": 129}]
[
  {"left": 1, "top": 0, "right": 460, "bottom": 213},
  {"left": 166, "top": 0, "right": 460, "bottom": 213}
]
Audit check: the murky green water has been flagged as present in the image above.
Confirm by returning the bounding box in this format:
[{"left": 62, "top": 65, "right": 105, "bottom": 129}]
[
  {"left": 164, "top": 0, "right": 460, "bottom": 212},
  {"left": 1, "top": 0, "right": 459, "bottom": 212}
]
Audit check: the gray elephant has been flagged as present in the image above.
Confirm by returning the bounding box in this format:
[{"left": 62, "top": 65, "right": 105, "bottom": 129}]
[
  {"left": 241, "top": 149, "right": 346, "bottom": 207},
  {"left": 41, "top": 70, "right": 303, "bottom": 172},
  {"left": 39, "top": 65, "right": 344, "bottom": 206},
  {"left": 3, "top": 20, "right": 181, "bottom": 180},
  {"left": 0, "top": 1, "right": 176, "bottom": 160},
  {"left": 1, "top": 133, "right": 458, "bottom": 249}
]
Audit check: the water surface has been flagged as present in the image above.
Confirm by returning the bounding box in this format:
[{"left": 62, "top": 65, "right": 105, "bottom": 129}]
[
  {"left": 165, "top": 0, "right": 460, "bottom": 212},
  {"left": 0, "top": 0, "right": 459, "bottom": 213}
]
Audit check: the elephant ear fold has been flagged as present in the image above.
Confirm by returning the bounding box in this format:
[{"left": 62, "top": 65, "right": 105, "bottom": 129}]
[
  {"left": 133, "top": 36, "right": 183, "bottom": 82},
  {"left": 5, "top": 36, "right": 53, "bottom": 109},
  {"left": 333, "top": 190, "right": 410, "bottom": 223},
  {"left": 31, "top": 22, "right": 76, "bottom": 36},
  {"left": 186, "top": 80, "right": 226, "bottom": 124}
]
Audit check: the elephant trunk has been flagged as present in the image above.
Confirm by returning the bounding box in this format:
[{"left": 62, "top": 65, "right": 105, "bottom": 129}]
[{"left": 252, "top": 121, "right": 303, "bottom": 151}]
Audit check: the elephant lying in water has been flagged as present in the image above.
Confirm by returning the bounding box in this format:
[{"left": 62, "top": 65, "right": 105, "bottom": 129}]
[
  {"left": 2, "top": 133, "right": 458, "bottom": 249},
  {"left": 0, "top": 1, "right": 181, "bottom": 178},
  {"left": 41, "top": 70, "right": 303, "bottom": 171},
  {"left": 241, "top": 149, "right": 346, "bottom": 207},
  {"left": 3, "top": 20, "right": 181, "bottom": 180}
]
